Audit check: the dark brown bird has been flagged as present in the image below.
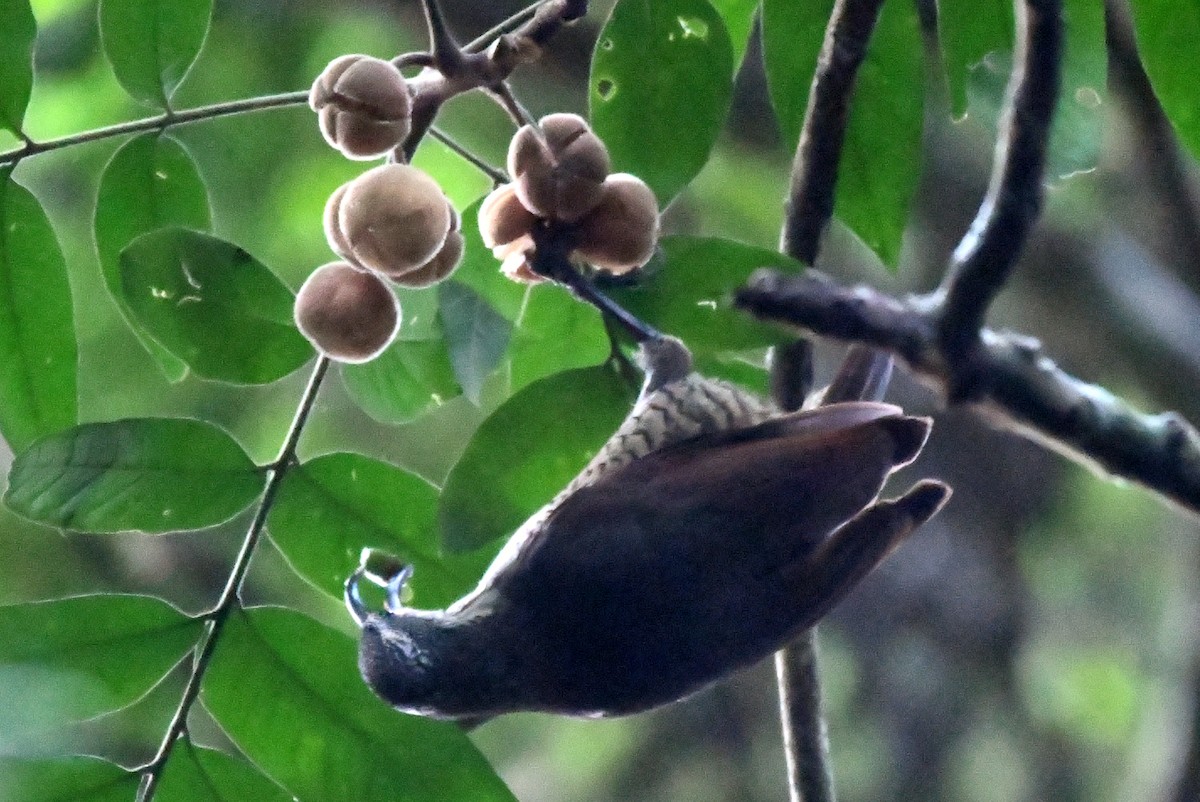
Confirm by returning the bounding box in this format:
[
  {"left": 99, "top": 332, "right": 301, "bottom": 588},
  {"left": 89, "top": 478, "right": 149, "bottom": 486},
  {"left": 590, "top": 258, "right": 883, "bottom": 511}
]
[{"left": 347, "top": 338, "right": 949, "bottom": 719}]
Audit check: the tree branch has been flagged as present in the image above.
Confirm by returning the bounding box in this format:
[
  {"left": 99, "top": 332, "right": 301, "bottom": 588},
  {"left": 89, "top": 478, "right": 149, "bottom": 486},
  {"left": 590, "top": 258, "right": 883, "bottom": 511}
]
[
  {"left": 137, "top": 357, "right": 330, "bottom": 802},
  {"left": 736, "top": 269, "right": 1200, "bottom": 513},
  {"left": 0, "top": 91, "right": 309, "bottom": 168},
  {"left": 772, "top": 1, "right": 903, "bottom": 799},
  {"left": 930, "top": 0, "right": 1062, "bottom": 387}
]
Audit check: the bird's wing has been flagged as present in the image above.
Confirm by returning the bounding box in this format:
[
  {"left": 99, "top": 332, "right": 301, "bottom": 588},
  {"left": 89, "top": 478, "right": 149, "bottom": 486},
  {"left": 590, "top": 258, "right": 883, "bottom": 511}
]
[{"left": 474, "top": 403, "right": 931, "bottom": 610}]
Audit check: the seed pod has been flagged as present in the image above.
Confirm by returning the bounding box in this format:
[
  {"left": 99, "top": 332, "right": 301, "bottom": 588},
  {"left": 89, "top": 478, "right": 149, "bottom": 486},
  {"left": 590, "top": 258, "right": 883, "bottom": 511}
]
[
  {"left": 310, "top": 55, "right": 412, "bottom": 160},
  {"left": 323, "top": 182, "right": 352, "bottom": 260},
  {"left": 328, "top": 164, "right": 451, "bottom": 276},
  {"left": 391, "top": 231, "right": 464, "bottom": 288},
  {"left": 507, "top": 113, "right": 610, "bottom": 222},
  {"left": 499, "top": 242, "right": 545, "bottom": 285},
  {"left": 573, "top": 173, "right": 659, "bottom": 273},
  {"left": 294, "top": 261, "right": 401, "bottom": 363},
  {"left": 479, "top": 183, "right": 538, "bottom": 249}
]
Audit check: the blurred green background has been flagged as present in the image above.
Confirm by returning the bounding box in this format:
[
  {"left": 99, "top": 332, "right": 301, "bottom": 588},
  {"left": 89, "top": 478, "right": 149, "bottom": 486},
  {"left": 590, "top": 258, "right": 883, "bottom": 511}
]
[{"left": 3, "top": 0, "right": 1199, "bottom": 800}]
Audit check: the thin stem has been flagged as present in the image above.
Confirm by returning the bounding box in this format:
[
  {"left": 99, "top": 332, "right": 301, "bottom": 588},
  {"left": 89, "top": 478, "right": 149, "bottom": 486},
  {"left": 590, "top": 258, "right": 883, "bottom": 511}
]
[
  {"left": 488, "top": 81, "right": 538, "bottom": 128},
  {"left": 773, "top": 1, "right": 894, "bottom": 799},
  {"left": 429, "top": 126, "right": 510, "bottom": 183},
  {"left": 138, "top": 357, "right": 330, "bottom": 801},
  {"left": 529, "top": 239, "right": 662, "bottom": 343},
  {"left": 0, "top": 91, "right": 308, "bottom": 167}
]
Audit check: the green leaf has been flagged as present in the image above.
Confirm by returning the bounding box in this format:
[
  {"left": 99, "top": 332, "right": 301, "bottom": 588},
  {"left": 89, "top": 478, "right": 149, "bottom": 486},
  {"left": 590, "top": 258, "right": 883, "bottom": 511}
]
[
  {"left": 4, "top": 417, "right": 264, "bottom": 532},
  {"left": 0, "top": 595, "right": 202, "bottom": 720},
  {"left": 438, "top": 280, "right": 511, "bottom": 405},
  {"left": 0, "top": 172, "right": 78, "bottom": 453},
  {"left": 0, "top": 0, "right": 36, "bottom": 135},
  {"left": 0, "top": 756, "right": 139, "bottom": 801},
  {"left": 708, "top": 0, "right": 758, "bottom": 67},
  {"left": 1131, "top": 0, "right": 1200, "bottom": 162},
  {"left": 269, "top": 453, "right": 486, "bottom": 610},
  {"left": 341, "top": 286, "right": 461, "bottom": 424},
  {"left": 202, "top": 607, "right": 516, "bottom": 802},
  {"left": 451, "top": 199, "right": 609, "bottom": 391},
  {"left": 98, "top": 0, "right": 213, "bottom": 107},
  {"left": 761, "top": 0, "right": 826, "bottom": 152},
  {"left": 964, "top": 0, "right": 1105, "bottom": 179},
  {"left": 938, "top": 0, "right": 1013, "bottom": 117},
  {"left": 763, "top": 0, "right": 923, "bottom": 267},
  {"left": 439, "top": 364, "right": 635, "bottom": 553},
  {"left": 118, "top": 227, "right": 313, "bottom": 385},
  {"left": 508, "top": 288, "right": 609, "bottom": 391},
  {"left": 95, "top": 132, "right": 210, "bottom": 382},
  {"left": 340, "top": 339, "right": 461, "bottom": 425},
  {"left": 607, "top": 235, "right": 798, "bottom": 352},
  {"left": 158, "top": 743, "right": 293, "bottom": 802},
  {"left": 590, "top": 0, "right": 734, "bottom": 205}
]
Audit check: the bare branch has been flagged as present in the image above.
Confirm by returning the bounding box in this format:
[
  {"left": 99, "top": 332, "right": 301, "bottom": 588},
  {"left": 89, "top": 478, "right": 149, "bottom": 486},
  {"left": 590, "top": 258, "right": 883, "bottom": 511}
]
[
  {"left": 772, "top": 2, "right": 902, "bottom": 799},
  {"left": 781, "top": 0, "right": 887, "bottom": 265},
  {"left": 138, "top": 357, "right": 331, "bottom": 802},
  {"left": 932, "top": 0, "right": 1062, "bottom": 374},
  {"left": 736, "top": 269, "right": 1200, "bottom": 514}
]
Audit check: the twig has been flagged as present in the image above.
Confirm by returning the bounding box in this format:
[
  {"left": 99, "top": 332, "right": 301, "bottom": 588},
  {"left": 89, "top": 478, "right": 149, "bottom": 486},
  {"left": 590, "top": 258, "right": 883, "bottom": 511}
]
[
  {"left": 428, "top": 125, "right": 510, "bottom": 183},
  {"left": 0, "top": 92, "right": 308, "bottom": 167},
  {"left": 137, "top": 357, "right": 330, "bottom": 801},
  {"left": 400, "top": 0, "right": 586, "bottom": 161},
  {"left": 931, "top": 0, "right": 1062, "bottom": 375}
]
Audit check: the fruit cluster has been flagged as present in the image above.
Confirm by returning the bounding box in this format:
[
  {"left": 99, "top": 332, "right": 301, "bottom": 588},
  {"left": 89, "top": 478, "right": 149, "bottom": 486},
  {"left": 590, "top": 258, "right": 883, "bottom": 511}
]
[
  {"left": 295, "top": 55, "right": 465, "bottom": 363},
  {"left": 479, "top": 113, "right": 658, "bottom": 283}
]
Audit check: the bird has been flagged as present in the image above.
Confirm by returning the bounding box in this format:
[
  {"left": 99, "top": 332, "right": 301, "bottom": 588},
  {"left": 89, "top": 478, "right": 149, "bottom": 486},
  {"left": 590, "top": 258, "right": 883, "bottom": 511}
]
[{"left": 346, "top": 336, "right": 950, "bottom": 720}]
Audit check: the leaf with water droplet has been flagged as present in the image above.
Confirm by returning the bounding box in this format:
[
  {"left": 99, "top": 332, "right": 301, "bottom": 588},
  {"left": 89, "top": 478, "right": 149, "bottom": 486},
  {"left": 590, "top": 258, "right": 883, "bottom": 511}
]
[{"left": 591, "top": 0, "right": 734, "bottom": 206}]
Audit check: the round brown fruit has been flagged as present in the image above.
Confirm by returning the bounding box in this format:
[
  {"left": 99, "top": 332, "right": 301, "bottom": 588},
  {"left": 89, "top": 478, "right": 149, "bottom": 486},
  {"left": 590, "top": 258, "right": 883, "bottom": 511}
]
[
  {"left": 329, "top": 164, "right": 451, "bottom": 276},
  {"left": 310, "top": 55, "right": 412, "bottom": 160},
  {"left": 322, "top": 182, "right": 352, "bottom": 260},
  {"left": 507, "top": 113, "right": 610, "bottom": 222},
  {"left": 392, "top": 231, "right": 464, "bottom": 288},
  {"left": 573, "top": 173, "right": 658, "bottom": 273},
  {"left": 294, "top": 261, "right": 401, "bottom": 363},
  {"left": 478, "top": 183, "right": 538, "bottom": 249}
]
